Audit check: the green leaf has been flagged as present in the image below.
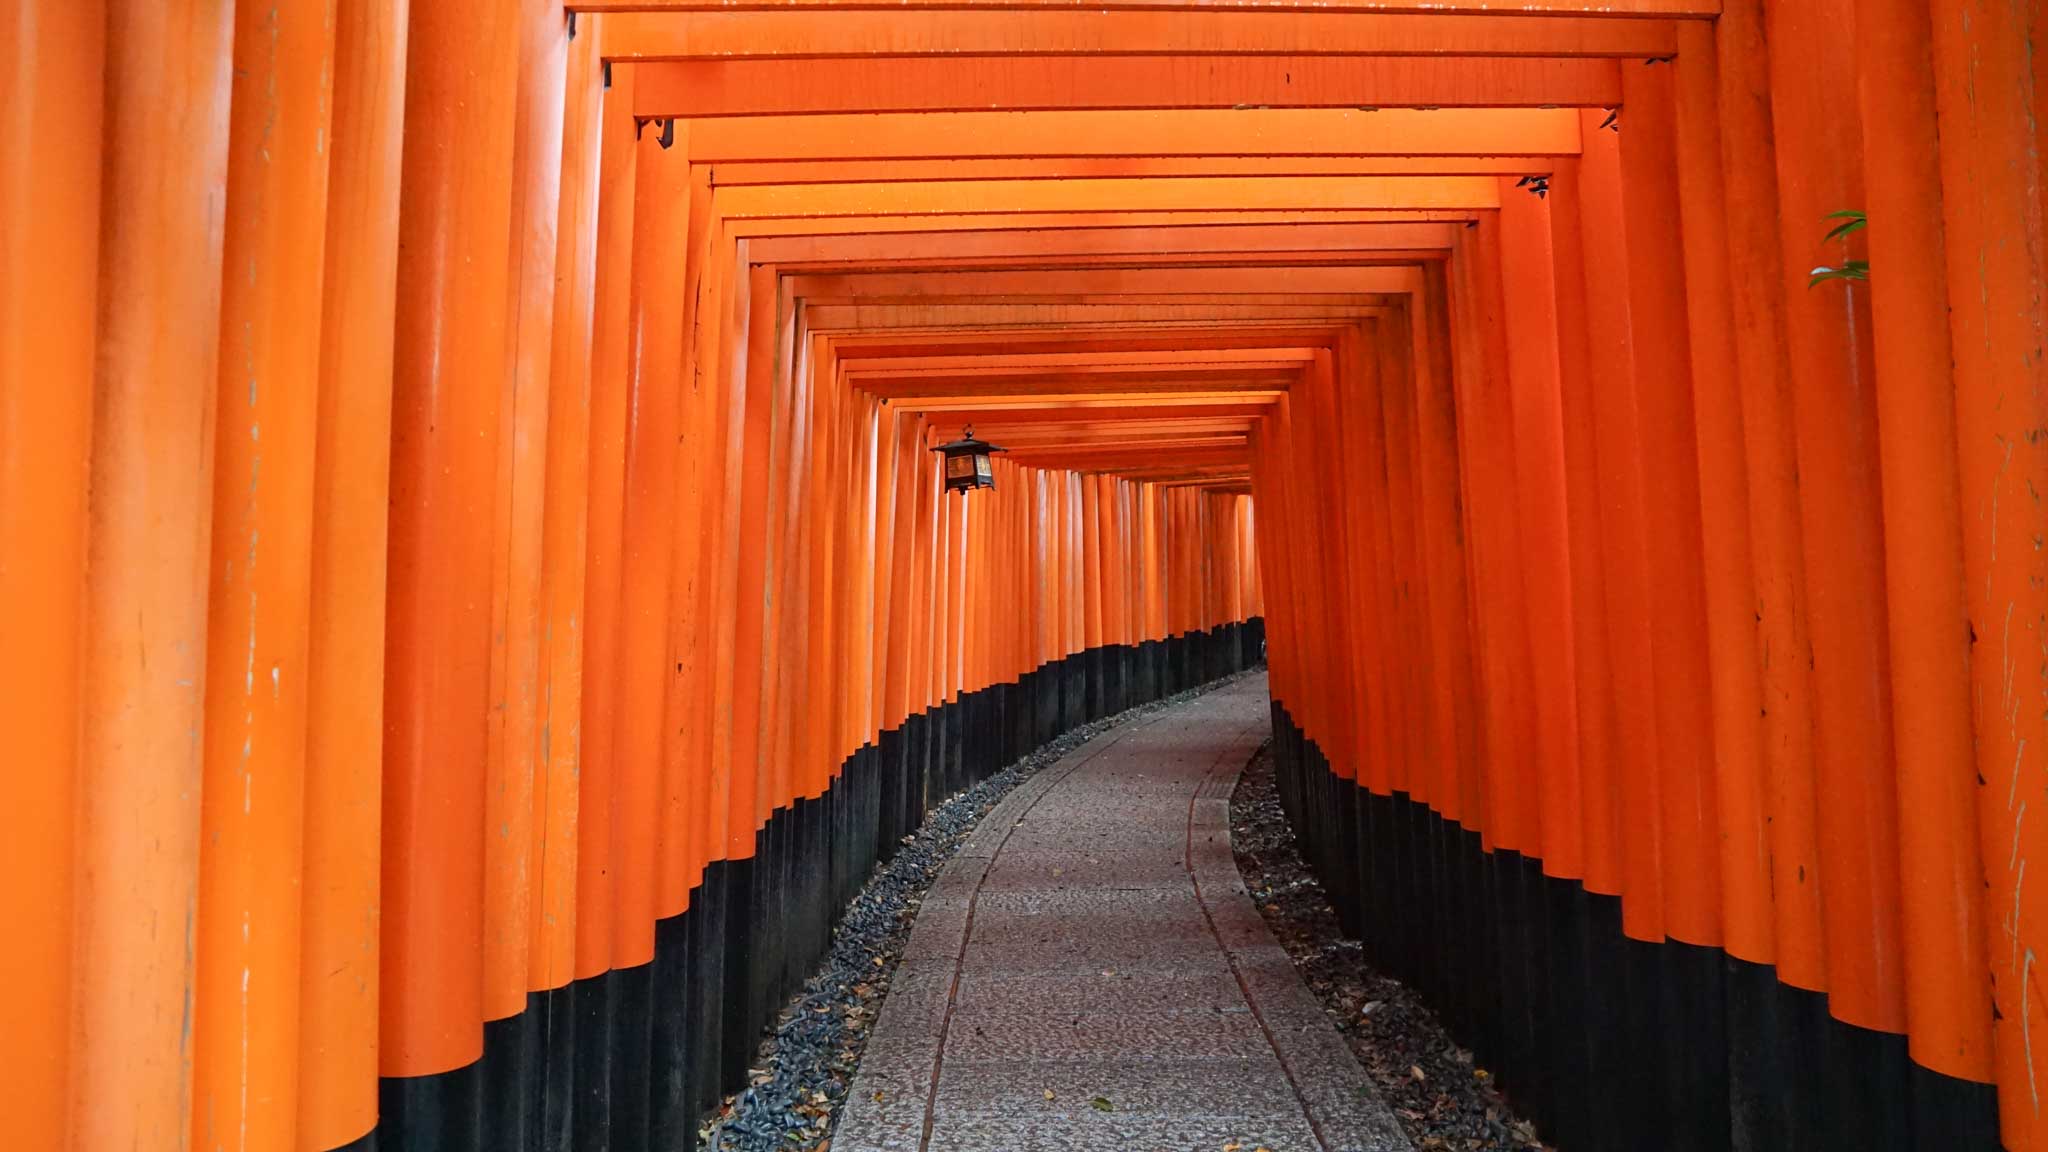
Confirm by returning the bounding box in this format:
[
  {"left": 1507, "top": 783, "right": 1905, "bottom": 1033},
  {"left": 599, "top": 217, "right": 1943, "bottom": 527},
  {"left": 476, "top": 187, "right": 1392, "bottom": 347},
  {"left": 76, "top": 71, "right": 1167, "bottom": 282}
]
[
  {"left": 1090, "top": 1096, "right": 1115, "bottom": 1112},
  {"left": 1823, "top": 211, "right": 1868, "bottom": 242},
  {"left": 1808, "top": 260, "right": 1870, "bottom": 288}
]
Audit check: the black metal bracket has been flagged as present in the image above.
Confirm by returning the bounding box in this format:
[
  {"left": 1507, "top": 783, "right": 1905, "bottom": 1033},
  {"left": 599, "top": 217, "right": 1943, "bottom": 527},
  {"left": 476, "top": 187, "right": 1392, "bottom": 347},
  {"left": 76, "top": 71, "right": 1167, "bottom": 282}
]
[
  {"left": 603, "top": 59, "right": 612, "bottom": 89},
  {"left": 567, "top": 11, "right": 577, "bottom": 40},
  {"left": 1600, "top": 107, "right": 1621, "bottom": 133},
  {"left": 658, "top": 118, "right": 676, "bottom": 149},
  {"left": 1515, "top": 174, "right": 1551, "bottom": 200}
]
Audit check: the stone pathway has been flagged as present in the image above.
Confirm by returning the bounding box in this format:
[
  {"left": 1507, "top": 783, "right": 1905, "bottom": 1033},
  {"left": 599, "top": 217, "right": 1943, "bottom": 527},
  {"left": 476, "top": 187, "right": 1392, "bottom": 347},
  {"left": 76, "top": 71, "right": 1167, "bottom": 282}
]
[{"left": 835, "top": 673, "right": 1412, "bottom": 1152}]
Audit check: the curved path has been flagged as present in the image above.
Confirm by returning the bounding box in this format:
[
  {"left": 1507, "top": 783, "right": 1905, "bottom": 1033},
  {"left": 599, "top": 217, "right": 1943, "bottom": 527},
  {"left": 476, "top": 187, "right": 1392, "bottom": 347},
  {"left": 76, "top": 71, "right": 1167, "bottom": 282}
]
[{"left": 835, "top": 673, "right": 1412, "bottom": 1152}]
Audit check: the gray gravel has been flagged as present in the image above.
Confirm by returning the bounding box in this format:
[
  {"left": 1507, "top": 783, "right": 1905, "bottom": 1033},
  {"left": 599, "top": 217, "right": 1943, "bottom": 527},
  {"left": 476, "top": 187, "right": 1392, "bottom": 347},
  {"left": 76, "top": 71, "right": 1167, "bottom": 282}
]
[
  {"left": 1230, "top": 741, "right": 1547, "bottom": 1152},
  {"left": 700, "top": 669, "right": 1266, "bottom": 1152}
]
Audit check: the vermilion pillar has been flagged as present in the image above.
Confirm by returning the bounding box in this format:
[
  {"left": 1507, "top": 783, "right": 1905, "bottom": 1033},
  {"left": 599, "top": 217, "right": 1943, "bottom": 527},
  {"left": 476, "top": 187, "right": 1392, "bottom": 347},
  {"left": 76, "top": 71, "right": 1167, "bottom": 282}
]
[
  {"left": 381, "top": 0, "right": 518, "bottom": 1108},
  {"left": 194, "top": 1, "right": 336, "bottom": 1147},
  {"left": 575, "top": 57, "right": 638, "bottom": 987},
  {"left": 1714, "top": 0, "right": 1828, "bottom": 1021},
  {"left": 1572, "top": 112, "right": 1664, "bottom": 947},
  {"left": 300, "top": 2, "right": 406, "bottom": 1145},
  {"left": 1672, "top": 23, "right": 1771, "bottom": 970},
  {"left": 532, "top": 1, "right": 603, "bottom": 1004},
  {"left": 74, "top": 4, "right": 233, "bottom": 1147},
  {"left": 0, "top": 4, "right": 102, "bottom": 1147},
  {"left": 1494, "top": 181, "right": 1582, "bottom": 880},
  {"left": 1855, "top": 0, "right": 1997, "bottom": 1128},
  {"left": 1928, "top": 0, "right": 2048, "bottom": 1144},
  {"left": 1766, "top": 0, "right": 1910, "bottom": 1070},
  {"left": 479, "top": 0, "right": 570, "bottom": 1034}
]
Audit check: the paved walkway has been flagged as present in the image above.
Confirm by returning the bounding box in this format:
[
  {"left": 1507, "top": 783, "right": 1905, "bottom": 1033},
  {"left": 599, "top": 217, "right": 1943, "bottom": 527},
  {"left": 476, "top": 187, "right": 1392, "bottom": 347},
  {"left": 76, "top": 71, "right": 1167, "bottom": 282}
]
[{"left": 836, "top": 673, "right": 1411, "bottom": 1152}]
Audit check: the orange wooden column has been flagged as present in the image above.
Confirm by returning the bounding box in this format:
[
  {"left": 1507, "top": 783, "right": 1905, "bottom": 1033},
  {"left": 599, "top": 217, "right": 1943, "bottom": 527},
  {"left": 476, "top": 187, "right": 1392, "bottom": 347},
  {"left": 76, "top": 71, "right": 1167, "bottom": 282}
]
[
  {"left": 479, "top": 0, "right": 571, "bottom": 1030},
  {"left": 0, "top": 3, "right": 101, "bottom": 1146},
  {"left": 1455, "top": 218, "right": 1537, "bottom": 856},
  {"left": 1495, "top": 180, "right": 1582, "bottom": 878},
  {"left": 1672, "top": 24, "right": 1772, "bottom": 969},
  {"left": 381, "top": 0, "right": 518, "bottom": 1091},
  {"left": 531, "top": 5, "right": 604, "bottom": 1001},
  {"left": 1766, "top": 0, "right": 1909, "bottom": 1057},
  {"left": 1329, "top": 332, "right": 1387, "bottom": 791},
  {"left": 1928, "top": 0, "right": 2048, "bottom": 1138},
  {"left": 1619, "top": 59, "right": 1721, "bottom": 955},
  {"left": 609, "top": 120, "right": 691, "bottom": 976},
  {"left": 1410, "top": 265, "right": 1483, "bottom": 828},
  {"left": 72, "top": 4, "right": 232, "bottom": 1146},
  {"left": 669, "top": 160, "right": 725, "bottom": 887},
  {"left": 1713, "top": 0, "right": 1827, "bottom": 1007},
  {"left": 726, "top": 263, "right": 780, "bottom": 846},
  {"left": 1299, "top": 350, "right": 1366, "bottom": 782},
  {"left": 575, "top": 58, "right": 638, "bottom": 986},
  {"left": 904, "top": 423, "right": 938, "bottom": 723},
  {"left": 1571, "top": 116, "right": 1664, "bottom": 944},
  {"left": 1541, "top": 157, "right": 1621, "bottom": 897},
  {"left": 193, "top": 2, "right": 336, "bottom": 1146},
  {"left": 1854, "top": 0, "right": 1996, "bottom": 1103},
  {"left": 761, "top": 302, "right": 814, "bottom": 828},
  {"left": 884, "top": 415, "right": 924, "bottom": 734},
  {"left": 1375, "top": 310, "right": 1430, "bottom": 800},
  {"left": 299, "top": 2, "right": 407, "bottom": 1143}
]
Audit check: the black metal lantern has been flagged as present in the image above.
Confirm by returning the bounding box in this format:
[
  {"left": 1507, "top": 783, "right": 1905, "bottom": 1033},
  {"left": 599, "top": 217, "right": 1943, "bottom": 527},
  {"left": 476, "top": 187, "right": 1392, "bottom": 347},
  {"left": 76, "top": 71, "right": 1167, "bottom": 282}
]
[{"left": 932, "top": 425, "right": 1004, "bottom": 494}]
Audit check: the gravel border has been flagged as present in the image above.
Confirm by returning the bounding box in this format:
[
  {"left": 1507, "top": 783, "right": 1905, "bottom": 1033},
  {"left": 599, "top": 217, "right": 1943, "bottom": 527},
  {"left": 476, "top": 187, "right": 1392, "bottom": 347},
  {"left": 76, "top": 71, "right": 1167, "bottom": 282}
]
[
  {"left": 699, "top": 668, "right": 1268, "bottom": 1152},
  {"left": 1229, "top": 739, "right": 1548, "bottom": 1152}
]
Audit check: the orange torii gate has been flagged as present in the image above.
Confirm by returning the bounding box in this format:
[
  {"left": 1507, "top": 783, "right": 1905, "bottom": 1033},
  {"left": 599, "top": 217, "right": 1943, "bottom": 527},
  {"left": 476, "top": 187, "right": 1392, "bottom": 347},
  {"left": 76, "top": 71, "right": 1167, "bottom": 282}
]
[{"left": 4, "top": 2, "right": 2045, "bottom": 1151}]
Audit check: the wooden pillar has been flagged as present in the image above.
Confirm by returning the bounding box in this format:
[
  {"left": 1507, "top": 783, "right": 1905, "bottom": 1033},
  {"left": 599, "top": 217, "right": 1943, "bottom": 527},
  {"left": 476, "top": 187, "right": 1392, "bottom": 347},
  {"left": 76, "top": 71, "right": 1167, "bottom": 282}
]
[
  {"left": 1854, "top": 0, "right": 1998, "bottom": 1124},
  {"left": 1410, "top": 265, "right": 1482, "bottom": 831},
  {"left": 1672, "top": 22, "right": 1772, "bottom": 968},
  {"left": 299, "top": 2, "right": 406, "bottom": 1144},
  {"left": 609, "top": 119, "right": 691, "bottom": 976},
  {"left": 1765, "top": 0, "right": 1911, "bottom": 1065},
  {"left": 380, "top": 0, "right": 518, "bottom": 1111},
  {"left": 0, "top": 3, "right": 102, "bottom": 1146},
  {"left": 1619, "top": 58, "right": 1723, "bottom": 957},
  {"left": 479, "top": 0, "right": 569, "bottom": 1033},
  {"left": 574, "top": 56, "right": 637, "bottom": 988},
  {"left": 73, "top": 3, "right": 233, "bottom": 1146},
  {"left": 1573, "top": 109, "right": 1665, "bottom": 946},
  {"left": 1495, "top": 179, "right": 1582, "bottom": 879},
  {"left": 1543, "top": 155, "right": 1621, "bottom": 898},
  {"left": 532, "top": 0, "right": 602, "bottom": 1001},
  {"left": 194, "top": 2, "right": 337, "bottom": 1147},
  {"left": 1928, "top": 0, "right": 2048, "bottom": 1141},
  {"left": 1458, "top": 218, "right": 1537, "bottom": 856},
  {"left": 1715, "top": 0, "right": 1828, "bottom": 1010}
]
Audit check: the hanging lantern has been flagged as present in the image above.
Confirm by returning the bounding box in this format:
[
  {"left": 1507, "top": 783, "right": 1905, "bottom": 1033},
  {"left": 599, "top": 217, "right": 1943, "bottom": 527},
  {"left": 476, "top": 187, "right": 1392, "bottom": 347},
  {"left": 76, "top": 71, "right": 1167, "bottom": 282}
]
[{"left": 932, "top": 424, "right": 1004, "bottom": 494}]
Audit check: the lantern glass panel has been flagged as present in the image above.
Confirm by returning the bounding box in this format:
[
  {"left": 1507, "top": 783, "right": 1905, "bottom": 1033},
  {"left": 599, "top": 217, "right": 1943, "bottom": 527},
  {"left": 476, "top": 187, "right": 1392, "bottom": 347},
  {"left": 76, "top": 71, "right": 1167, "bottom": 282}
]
[{"left": 947, "top": 454, "right": 976, "bottom": 482}]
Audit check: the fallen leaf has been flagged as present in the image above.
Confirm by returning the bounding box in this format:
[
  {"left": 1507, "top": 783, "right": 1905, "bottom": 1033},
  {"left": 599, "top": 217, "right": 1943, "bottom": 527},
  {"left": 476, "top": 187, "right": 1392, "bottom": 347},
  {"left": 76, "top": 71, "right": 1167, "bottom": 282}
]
[
  {"left": 1043, "top": 1089, "right": 1056, "bottom": 1101},
  {"left": 872, "top": 1091, "right": 888, "bottom": 1103},
  {"left": 1223, "top": 1144, "right": 1243, "bottom": 1151},
  {"left": 1361, "top": 1000, "right": 1383, "bottom": 1017},
  {"left": 1409, "top": 1065, "right": 1427, "bottom": 1083},
  {"left": 1090, "top": 1096, "right": 1114, "bottom": 1112}
]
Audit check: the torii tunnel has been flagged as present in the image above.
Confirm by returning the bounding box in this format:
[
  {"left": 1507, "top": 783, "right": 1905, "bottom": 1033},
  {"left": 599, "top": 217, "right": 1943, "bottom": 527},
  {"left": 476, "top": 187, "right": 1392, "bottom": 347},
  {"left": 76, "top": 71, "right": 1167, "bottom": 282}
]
[{"left": 6, "top": 1, "right": 2048, "bottom": 1150}]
